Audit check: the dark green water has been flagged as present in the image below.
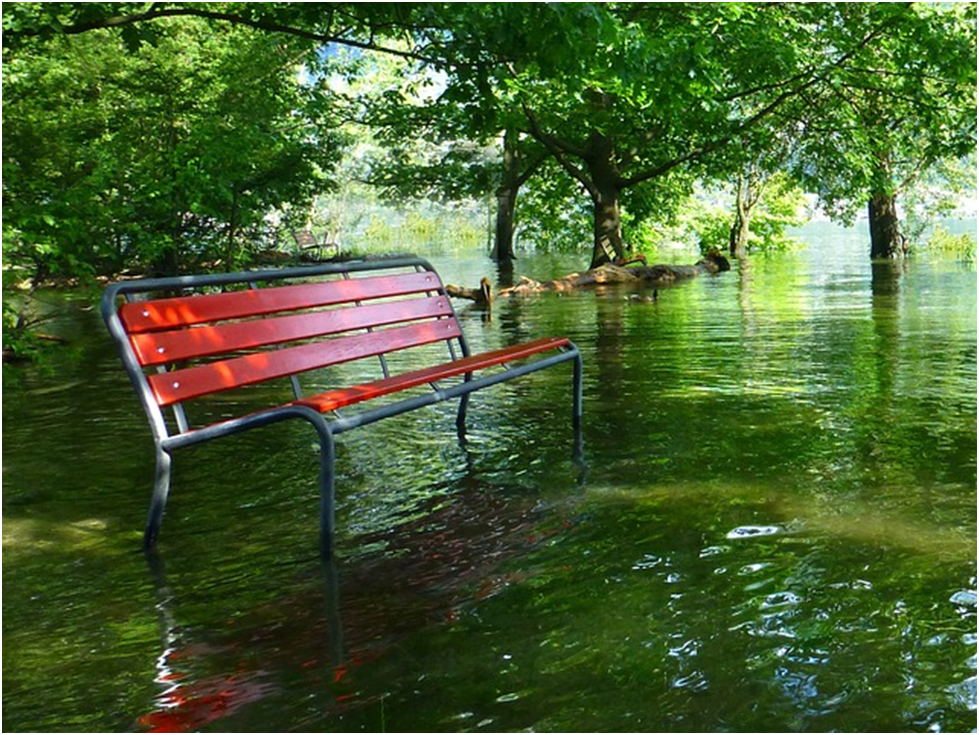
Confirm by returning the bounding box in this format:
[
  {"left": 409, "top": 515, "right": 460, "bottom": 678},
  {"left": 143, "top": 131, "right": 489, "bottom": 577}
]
[{"left": 3, "top": 227, "right": 976, "bottom": 732}]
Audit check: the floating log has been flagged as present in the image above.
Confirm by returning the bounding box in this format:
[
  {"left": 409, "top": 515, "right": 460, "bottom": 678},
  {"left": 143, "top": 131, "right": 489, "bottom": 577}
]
[
  {"left": 445, "top": 277, "right": 494, "bottom": 306},
  {"left": 498, "top": 250, "right": 731, "bottom": 296},
  {"left": 442, "top": 251, "right": 730, "bottom": 304}
]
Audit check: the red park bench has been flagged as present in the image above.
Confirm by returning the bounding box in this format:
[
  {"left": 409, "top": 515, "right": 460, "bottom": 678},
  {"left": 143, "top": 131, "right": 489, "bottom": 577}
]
[{"left": 101, "top": 256, "right": 583, "bottom": 557}]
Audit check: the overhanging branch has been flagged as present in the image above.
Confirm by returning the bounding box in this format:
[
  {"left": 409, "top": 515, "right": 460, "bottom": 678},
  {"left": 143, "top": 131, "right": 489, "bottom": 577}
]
[
  {"left": 12, "top": 5, "right": 439, "bottom": 64},
  {"left": 520, "top": 101, "right": 598, "bottom": 197},
  {"left": 621, "top": 19, "right": 898, "bottom": 189}
]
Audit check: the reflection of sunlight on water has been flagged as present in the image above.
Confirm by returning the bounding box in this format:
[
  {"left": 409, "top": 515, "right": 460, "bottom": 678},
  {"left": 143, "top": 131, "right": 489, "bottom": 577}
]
[
  {"left": 727, "top": 525, "right": 783, "bottom": 539},
  {"left": 946, "top": 675, "right": 977, "bottom": 712},
  {"left": 950, "top": 590, "right": 977, "bottom": 607},
  {"left": 570, "top": 467, "right": 975, "bottom": 726},
  {"left": 586, "top": 480, "right": 976, "bottom": 560},
  {"left": 760, "top": 591, "right": 804, "bottom": 609},
  {"left": 2, "top": 517, "right": 116, "bottom": 551},
  {"left": 949, "top": 591, "right": 979, "bottom": 713}
]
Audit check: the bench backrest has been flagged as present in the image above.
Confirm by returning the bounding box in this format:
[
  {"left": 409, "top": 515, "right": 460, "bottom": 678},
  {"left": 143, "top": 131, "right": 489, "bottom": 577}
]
[{"left": 102, "top": 257, "right": 467, "bottom": 437}]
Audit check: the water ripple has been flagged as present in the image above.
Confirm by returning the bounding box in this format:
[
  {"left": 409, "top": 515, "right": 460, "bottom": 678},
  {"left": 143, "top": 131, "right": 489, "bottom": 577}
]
[
  {"left": 946, "top": 675, "right": 977, "bottom": 712},
  {"left": 950, "top": 590, "right": 977, "bottom": 608},
  {"left": 726, "top": 525, "right": 782, "bottom": 540},
  {"left": 761, "top": 591, "right": 804, "bottom": 609}
]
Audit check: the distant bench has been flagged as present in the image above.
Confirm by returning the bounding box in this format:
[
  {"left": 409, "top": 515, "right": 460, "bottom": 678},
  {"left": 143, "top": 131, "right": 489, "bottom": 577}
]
[{"left": 101, "top": 257, "right": 583, "bottom": 557}]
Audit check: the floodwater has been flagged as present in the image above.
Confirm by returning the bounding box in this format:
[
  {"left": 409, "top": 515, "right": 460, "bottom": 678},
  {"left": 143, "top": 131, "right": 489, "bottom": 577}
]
[{"left": 3, "top": 224, "right": 976, "bottom": 732}]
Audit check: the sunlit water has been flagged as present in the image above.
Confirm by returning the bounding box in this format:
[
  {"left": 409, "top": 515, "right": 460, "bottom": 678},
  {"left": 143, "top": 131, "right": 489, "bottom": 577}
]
[{"left": 3, "top": 224, "right": 976, "bottom": 732}]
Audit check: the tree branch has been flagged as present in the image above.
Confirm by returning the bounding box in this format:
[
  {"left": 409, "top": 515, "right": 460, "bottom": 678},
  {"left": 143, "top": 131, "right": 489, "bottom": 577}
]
[
  {"left": 621, "top": 19, "right": 899, "bottom": 189},
  {"left": 13, "top": 5, "right": 440, "bottom": 64},
  {"left": 520, "top": 101, "right": 597, "bottom": 197},
  {"left": 514, "top": 151, "right": 549, "bottom": 189}
]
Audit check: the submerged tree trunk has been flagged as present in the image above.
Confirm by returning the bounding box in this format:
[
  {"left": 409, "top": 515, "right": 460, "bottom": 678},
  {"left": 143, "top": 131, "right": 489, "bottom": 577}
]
[
  {"left": 868, "top": 193, "right": 905, "bottom": 259},
  {"left": 444, "top": 252, "right": 732, "bottom": 304},
  {"left": 492, "top": 130, "right": 519, "bottom": 262},
  {"left": 590, "top": 191, "right": 627, "bottom": 269},
  {"left": 445, "top": 277, "right": 494, "bottom": 307},
  {"left": 493, "top": 187, "right": 517, "bottom": 261}
]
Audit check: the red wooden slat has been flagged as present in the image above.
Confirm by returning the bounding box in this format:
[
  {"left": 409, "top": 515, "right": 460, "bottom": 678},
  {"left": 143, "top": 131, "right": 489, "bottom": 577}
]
[
  {"left": 295, "top": 337, "right": 571, "bottom": 413},
  {"left": 148, "top": 319, "right": 463, "bottom": 406},
  {"left": 120, "top": 271, "right": 443, "bottom": 333},
  {"left": 131, "top": 296, "right": 454, "bottom": 366}
]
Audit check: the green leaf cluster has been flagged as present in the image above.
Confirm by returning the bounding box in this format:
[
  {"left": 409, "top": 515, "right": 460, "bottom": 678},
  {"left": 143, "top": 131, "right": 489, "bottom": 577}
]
[
  {"left": 3, "top": 11, "right": 338, "bottom": 279},
  {"left": 786, "top": 3, "right": 977, "bottom": 224},
  {"left": 923, "top": 225, "right": 977, "bottom": 262}
]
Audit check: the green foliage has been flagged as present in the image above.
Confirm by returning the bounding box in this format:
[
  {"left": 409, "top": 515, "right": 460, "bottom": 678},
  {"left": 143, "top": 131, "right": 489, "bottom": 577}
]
[
  {"left": 350, "top": 58, "right": 500, "bottom": 203},
  {"left": 359, "top": 209, "right": 484, "bottom": 254},
  {"left": 3, "top": 13, "right": 338, "bottom": 279},
  {"left": 923, "top": 225, "right": 977, "bottom": 262},
  {"left": 2, "top": 294, "right": 40, "bottom": 361},
  {"left": 902, "top": 153, "right": 978, "bottom": 247},
  {"left": 690, "top": 208, "right": 735, "bottom": 256},
  {"left": 788, "top": 3, "right": 977, "bottom": 227},
  {"left": 628, "top": 176, "right": 805, "bottom": 257},
  {"left": 512, "top": 164, "right": 592, "bottom": 254},
  {"left": 2, "top": 1, "right": 976, "bottom": 276},
  {"left": 742, "top": 173, "right": 807, "bottom": 253},
  {"left": 1, "top": 268, "right": 63, "bottom": 362},
  {"left": 633, "top": 197, "right": 732, "bottom": 256}
]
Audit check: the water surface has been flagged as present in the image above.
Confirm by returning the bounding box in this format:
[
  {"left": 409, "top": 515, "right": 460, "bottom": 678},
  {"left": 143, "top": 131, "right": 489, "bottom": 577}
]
[{"left": 3, "top": 227, "right": 976, "bottom": 732}]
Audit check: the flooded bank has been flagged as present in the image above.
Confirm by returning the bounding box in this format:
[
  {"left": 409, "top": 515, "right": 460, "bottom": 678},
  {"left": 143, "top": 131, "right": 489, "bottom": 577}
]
[{"left": 3, "top": 227, "right": 976, "bottom": 732}]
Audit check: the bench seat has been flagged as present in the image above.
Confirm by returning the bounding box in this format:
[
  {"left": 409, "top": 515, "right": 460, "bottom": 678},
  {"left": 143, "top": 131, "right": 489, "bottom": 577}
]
[{"left": 294, "top": 336, "right": 571, "bottom": 413}]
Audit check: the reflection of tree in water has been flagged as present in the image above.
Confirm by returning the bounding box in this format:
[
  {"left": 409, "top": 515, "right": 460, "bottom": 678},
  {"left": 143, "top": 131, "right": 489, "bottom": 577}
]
[{"left": 869, "top": 259, "right": 977, "bottom": 530}]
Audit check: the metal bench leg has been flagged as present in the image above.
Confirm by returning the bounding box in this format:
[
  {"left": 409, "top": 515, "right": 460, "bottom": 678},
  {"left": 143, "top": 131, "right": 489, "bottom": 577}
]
[
  {"left": 144, "top": 445, "right": 172, "bottom": 549},
  {"left": 317, "top": 426, "right": 338, "bottom": 559},
  {"left": 572, "top": 352, "right": 585, "bottom": 466},
  {"left": 455, "top": 392, "right": 470, "bottom": 441}
]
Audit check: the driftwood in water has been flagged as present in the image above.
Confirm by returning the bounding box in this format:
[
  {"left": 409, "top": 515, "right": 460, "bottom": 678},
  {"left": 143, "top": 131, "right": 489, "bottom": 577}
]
[
  {"left": 445, "top": 277, "right": 494, "bottom": 306},
  {"left": 444, "top": 251, "right": 730, "bottom": 304}
]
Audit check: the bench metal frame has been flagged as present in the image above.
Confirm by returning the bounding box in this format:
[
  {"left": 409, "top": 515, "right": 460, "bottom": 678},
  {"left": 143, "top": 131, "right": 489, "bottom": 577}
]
[{"left": 102, "top": 256, "right": 583, "bottom": 557}]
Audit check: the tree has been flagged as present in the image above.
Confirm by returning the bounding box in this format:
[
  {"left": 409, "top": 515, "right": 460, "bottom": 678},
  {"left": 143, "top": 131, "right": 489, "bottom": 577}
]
[
  {"left": 721, "top": 133, "right": 807, "bottom": 259},
  {"left": 1, "top": 3, "right": 425, "bottom": 59},
  {"left": 318, "top": 33, "right": 548, "bottom": 263},
  {"left": 3, "top": 14, "right": 338, "bottom": 278},
  {"left": 5, "top": 2, "right": 975, "bottom": 271},
  {"left": 451, "top": 3, "right": 900, "bottom": 269},
  {"left": 786, "top": 3, "right": 977, "bottom": 258}
]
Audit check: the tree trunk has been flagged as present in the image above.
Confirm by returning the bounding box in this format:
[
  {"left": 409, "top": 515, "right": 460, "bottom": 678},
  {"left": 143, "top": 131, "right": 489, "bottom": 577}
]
[
  {"left": 151, "top": 244, "right": 180, "bottom": 278},
  {"left": 729, "top": 171, "right": 750, "bottom": 259},
  {"left": 492, "top": 129, "right": 519, "bottom": 261},
  {"left": 225, "top": 187, "right": 240, "bottom": 271},
  {"left": 868, "top": 193, "right": 905, "bottom": 259},
  {"left": 580, "top": 132, "right": 628, "bottom": 270},
  {"left": 589, "top": 188, "right": 626, "bottom": 269},
  {"left": 493, "top": 187, "right": 516, "bottom": 261}
]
